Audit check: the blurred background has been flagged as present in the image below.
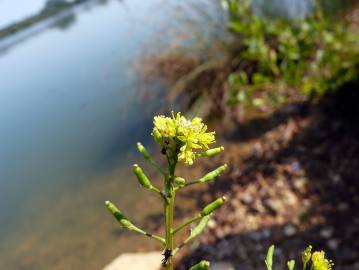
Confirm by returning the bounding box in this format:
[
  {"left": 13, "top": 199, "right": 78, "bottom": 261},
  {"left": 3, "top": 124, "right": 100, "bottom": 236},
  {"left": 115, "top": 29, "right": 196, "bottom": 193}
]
[{"left": 0, "top": 0, "right": 358, "bottom": 269}]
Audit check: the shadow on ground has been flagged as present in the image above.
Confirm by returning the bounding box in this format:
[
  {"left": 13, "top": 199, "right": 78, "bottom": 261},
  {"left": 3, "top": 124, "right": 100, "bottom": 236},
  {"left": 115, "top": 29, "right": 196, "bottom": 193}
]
[{"left": 178, "top": 83, "right": 359, "bottom": 270}]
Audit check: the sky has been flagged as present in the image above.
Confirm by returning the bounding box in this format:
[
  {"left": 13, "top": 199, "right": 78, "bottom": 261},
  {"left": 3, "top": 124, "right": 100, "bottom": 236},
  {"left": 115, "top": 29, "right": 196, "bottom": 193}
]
[{"left": 0, "top": 0, "right": 47, "bottom": 28}]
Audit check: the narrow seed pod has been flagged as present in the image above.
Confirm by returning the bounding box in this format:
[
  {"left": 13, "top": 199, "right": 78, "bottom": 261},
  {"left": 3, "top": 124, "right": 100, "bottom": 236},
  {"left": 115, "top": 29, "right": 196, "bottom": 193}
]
[
  {"left": 265, "top": 245, "right": 275, "bottom": 270},
  {"left": 133, "top": 164, "right": 152, "bottom": 189},
  {"left": 174, "top": 177, "right": 186, "bottom": 186},
  {"left": 200, "top": 146, "right": 224, "bottom": 158},
  {"left": 189, "top": 215, "right": 210, "bottom": 240},
  {"left": 200, "top": 164, "right": 227, "bottom": 183},
  {"left": 200, "top": 196, "right": 226, "bottom": 217},
  {"left": 189, "top": 260, "right": 210, "bottom": 270},
  {"left": 287, "top": 260, "right": 295, "bottom": 270},
  {"left": 302, "top": 245, "right": 312, "bottom": 267},
  {"left": 105, "top": 201, "right": 132, "bottom": 229},
  {"left": 137, "top": 142, "right": 151, "bottom": 160},
  {"left": 151, "top": 129, "right": 162, "bottom": 143}
]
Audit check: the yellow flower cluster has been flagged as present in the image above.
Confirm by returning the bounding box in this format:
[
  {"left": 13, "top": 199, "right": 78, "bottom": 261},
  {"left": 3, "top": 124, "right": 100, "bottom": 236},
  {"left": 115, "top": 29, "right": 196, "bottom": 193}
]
[
  {"left": 153, "top": 112, "right": 216, "bottom": 165},
  {"left": 311, "top": 251, "right": 334, "bottom": 270}
]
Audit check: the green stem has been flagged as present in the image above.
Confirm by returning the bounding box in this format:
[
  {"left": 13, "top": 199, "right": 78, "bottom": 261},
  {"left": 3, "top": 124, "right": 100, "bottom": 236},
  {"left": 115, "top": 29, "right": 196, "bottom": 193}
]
[
  {"left": 164, "top": 161, "right": 176, "bottom": 270},
  {"left": 172, "top": 215, "right": 201, "bottom": 235}
]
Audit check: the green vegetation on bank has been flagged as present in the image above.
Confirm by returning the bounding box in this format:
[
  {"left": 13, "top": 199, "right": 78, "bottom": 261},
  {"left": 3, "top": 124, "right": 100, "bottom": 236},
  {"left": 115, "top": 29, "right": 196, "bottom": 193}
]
[
  {"left": 265, "top": 245, "right": 333, "bottom": 270},
  {"left": 223, "top": 0, "right": 359, "bottom": 107}
]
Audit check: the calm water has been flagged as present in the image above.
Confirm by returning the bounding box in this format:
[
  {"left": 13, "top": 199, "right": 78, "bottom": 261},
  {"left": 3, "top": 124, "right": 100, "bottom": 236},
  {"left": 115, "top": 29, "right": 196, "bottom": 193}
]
[
  {"left": 0, "top": 0, "right": 354, "bottom": 269},
  {"left": 0, "top": 0, "right": 226, "bottom": 269}
]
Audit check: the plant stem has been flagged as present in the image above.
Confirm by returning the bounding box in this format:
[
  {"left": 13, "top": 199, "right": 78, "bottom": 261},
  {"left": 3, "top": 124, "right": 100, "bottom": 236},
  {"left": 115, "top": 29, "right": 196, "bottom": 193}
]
[
  {"left": 164, "top": 161, "right": 176, "bottom": 270},
  {"left": 172, "top": 215, "right": 201, "bottom": 235}
]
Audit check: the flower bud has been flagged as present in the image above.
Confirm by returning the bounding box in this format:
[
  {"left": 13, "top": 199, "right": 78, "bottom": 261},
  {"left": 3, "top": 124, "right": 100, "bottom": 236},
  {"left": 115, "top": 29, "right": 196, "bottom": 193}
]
[
  {"left": 302, "top": 245, "right": 312, "bottom": 267},
  {"left": 133, "top": 164, "right": 152, "bottom": 189},
  {"left": 200, "top": 164, "right": 227, "bottom": 183},
  {"left": 200, "top": 146, "right": 224, "bottom": 158},
  {"left": 189, "top": 260, "right": 210, "bottom": 270},
  {"left": 174, "top": 177, "right": 186, "bottom": 186},
  {"left": 287, "top": 260, "right": 295, "bottom": 270},
  {"left": 200, "top": 196, "right": 226, "bottom": 217},
  {"left": 137, "top": 142, "right": 151, "bottom": 160},
  {"left": 265, "top": 245, "right": 275, "bottom": 270}
]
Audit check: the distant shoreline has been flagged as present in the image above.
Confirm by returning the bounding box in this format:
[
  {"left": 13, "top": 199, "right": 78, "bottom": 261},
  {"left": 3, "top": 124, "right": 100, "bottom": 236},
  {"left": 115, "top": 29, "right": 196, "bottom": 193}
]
[{"left": 0, "top": 0, "right": 89, "bottom": 40}]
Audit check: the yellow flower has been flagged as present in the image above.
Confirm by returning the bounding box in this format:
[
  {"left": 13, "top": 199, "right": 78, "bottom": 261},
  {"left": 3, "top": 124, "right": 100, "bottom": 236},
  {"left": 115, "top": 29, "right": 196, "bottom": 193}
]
[
  {"left": 153, "top": 115, "right": 176, "bottom": 138},
  {"left": 152, "top": 112, "right": 216, "bottom": 165},
  {"left": 311, "top": 251, "right": 334, "bottom": 270}
]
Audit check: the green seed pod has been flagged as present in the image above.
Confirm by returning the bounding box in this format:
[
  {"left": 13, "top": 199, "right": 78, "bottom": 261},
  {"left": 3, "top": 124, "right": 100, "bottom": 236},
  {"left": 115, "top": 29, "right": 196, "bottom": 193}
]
[
  {"left": 200, "top": 196, "right": 226, "bottom": 217},
  {"left": 105, "top": 201, "right": 149, "bottom": 236},
  {"left": 133, "top": 164, "right": 152, "bottom": 189},
  {"left": 302, "top": 245, "right": 312, "bottom": 269},
  {"left": 137, "top": 142, "right": 151, "bottom": 160},
  {"left": 200, "top": 146, "right": 224, "bottom": 158},
  {"left": 265, "top": 245, "right": 275, "bottom": 270},
  {"left": 189, "top": 260, "right": 210, "bottom": 270},
  {"left": 189, "top": 215, "right": 210, "bottom": 240},
  {"left": 151, "top": 129, "right": 162, "bottom": 143},
  {"left": 105, "top": 201, "right": 131, "bottom": 228},
  {"left": 287, "top": 260, "right": 295, "bottom": 270},
  {"left": 200, "top": 164, "right": 227, "bottom": 183},
  {"left": 174, "top": 177, "right": 186, "bottom": 186}
]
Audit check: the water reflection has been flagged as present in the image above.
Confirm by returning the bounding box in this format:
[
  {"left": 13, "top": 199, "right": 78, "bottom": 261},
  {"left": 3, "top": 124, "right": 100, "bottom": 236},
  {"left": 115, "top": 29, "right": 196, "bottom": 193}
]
[
  {"left": 0, "top": 0, "right": 173, "bottom": 268},
  {"left": 253, "top": 0, "right": 313, "bottom": 18}
]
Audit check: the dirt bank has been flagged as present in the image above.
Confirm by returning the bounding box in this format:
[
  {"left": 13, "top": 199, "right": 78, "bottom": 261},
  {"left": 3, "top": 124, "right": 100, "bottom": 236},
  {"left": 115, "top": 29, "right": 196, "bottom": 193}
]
[{"left": 178, "top": 84, "right": 359, "bottom": 270}]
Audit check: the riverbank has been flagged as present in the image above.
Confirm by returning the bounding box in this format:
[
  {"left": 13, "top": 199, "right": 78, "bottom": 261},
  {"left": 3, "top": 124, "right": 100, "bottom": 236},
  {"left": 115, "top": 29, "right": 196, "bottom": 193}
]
[
  {"left": 131, "top": 3, "right": 359, "bottom": 269},
  {"left": 177, "top": 84, "right": 359, "bottom": 269}
]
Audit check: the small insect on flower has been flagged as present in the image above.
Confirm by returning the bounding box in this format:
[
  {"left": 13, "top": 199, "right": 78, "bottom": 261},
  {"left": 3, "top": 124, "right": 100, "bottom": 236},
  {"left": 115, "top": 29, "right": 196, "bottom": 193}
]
[{"left": 161, "top": 248, "right": 172, "bottom": 267}]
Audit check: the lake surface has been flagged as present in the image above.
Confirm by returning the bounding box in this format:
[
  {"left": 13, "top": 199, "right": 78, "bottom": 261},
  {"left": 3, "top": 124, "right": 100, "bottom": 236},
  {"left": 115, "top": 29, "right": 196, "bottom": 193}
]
[
  {"left": 0, "top": 0, "right": 225, "bottom": 269},
  {"left": 0, "top": 0, "right": 355, "bottom": 269}
]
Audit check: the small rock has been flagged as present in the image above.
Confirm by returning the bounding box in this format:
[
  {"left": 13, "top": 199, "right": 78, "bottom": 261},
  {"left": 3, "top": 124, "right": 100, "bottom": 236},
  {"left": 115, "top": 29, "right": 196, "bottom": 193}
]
[
  {"left": 103, "top": 252, "right": 162, "bottom": 270},
  {"left": 293, "top": 178, "right": 306, "bottom": 191},
  {"left": 262, "top": 228, "right": 271, "bottom": 239},
  {"left": 284, "top": 225, "right": 297, "bottom": 236},
  {"left": 320, "top": 227, "right": 334, "bottom": 239},
  {"left": 338, "top": 202, "right": 349, "bottom": 212},
  {"left": 291, "top": 161, "right": 301, "bottom": 171},
  {"left": 329, "top": 172, "right": 341, "bottom": 183},
  {"left": 241, "top": 193, "right": 253, "bottom": 204},
  {"left": 266, "top": 199, "right": 283, "bottom": 214},
  {"left": 208, "top": 219, "right": 217, "bottom": 229},
  {"left": 327, "top": 239, "right": 339, "bottom": 250}
]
